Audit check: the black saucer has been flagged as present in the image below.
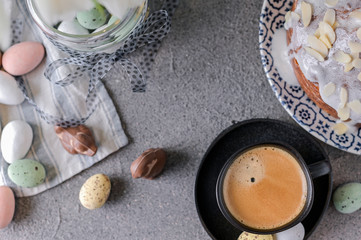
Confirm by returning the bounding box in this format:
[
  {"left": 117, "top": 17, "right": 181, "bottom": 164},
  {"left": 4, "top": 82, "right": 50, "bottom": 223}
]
[{"left": 195, "top": 119, "right": 333, "bottom": 240}]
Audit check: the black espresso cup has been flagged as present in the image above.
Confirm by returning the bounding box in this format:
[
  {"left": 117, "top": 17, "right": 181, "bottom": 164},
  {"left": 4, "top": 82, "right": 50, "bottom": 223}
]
[{"left": 216, "top": 142, "right": 331, "bottom": 235}]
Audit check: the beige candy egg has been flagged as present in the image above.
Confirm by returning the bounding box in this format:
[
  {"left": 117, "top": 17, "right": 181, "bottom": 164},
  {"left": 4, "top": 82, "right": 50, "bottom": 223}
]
[
  {"left": 79, "top": 174, "right": 111, "bottom": 210},
  {"left": 238, "top": 232, "right": 273, "bottom": 240}
]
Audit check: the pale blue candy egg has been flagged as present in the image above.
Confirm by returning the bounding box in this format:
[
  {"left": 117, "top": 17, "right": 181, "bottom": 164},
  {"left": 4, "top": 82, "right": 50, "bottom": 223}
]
[
  {"left": 77, "top": 8, "right": 108, "bottom": 30},
  {"left": 274, "top": 223, "right": 305, "bottom": 240},
  {"left": 333, "top": 182, "right": 361, "bottom": 214}
]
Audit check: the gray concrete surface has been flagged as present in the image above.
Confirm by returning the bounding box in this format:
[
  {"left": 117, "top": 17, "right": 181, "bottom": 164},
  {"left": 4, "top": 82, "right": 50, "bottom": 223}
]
[{"left": 2, "top": 0, "right": 361, "bottom": 239}]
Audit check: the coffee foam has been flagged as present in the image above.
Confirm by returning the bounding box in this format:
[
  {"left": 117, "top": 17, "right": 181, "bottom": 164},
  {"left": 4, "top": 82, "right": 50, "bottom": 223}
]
[
  {"left": 223, "top": 146, "right": 308, "bottom": 230},
  {"left": 228, "top": 150, "right": 266, "bottom": 186}
]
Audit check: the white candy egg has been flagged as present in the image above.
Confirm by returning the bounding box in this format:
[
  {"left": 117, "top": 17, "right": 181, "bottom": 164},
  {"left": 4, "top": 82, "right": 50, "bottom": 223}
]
[
  {"left": 0, "top": 71, "right": 25, "bottom": 105},
  {"left": 1, "top": 120, "right": 33, "bottom": 164},
  {"left": 274, "top": 223, "right": 305, "bottom": 240},
  {"left": 0, "top": 0, "right": 12, "bottom": 51},
  {"left": 58, "top": 20, "right": 89, "bottom": 35}
]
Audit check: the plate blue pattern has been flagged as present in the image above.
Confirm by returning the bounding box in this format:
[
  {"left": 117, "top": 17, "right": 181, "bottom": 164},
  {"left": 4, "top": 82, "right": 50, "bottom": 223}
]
[{"left": 259, "top": 0, "right": 361, "bottom": 154}]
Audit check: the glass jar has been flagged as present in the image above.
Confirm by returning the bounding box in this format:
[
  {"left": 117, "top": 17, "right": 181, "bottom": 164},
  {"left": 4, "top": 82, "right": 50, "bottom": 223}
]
[{"left": 26, "top": 0, "right": 148, "bottom": 52}]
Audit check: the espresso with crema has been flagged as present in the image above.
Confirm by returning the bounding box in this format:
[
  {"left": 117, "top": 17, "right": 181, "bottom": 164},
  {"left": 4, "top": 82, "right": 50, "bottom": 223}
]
[{"left": 222, "top": 145, "right": 308, "bottom": 230}]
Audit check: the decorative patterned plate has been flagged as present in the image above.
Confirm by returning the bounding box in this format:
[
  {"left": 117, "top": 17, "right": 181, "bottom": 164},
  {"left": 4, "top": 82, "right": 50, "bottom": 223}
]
[{"left": 259, "top": 0, "right": 361, "bottom": 154}]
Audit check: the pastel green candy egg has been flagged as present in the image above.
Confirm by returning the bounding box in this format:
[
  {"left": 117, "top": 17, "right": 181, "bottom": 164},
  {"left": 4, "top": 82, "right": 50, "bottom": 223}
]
[
  {"left": 108, "top": 15, "right": 120, "bottom": 26},
  {"left": 333, "top": 182, "right": 361, "bottom": 214},
  {"left": 7, "top": 159, "right": 46, "bottom": 188},
  {"left": 76, "top": 7, "right": 108, "bottom": 30}
]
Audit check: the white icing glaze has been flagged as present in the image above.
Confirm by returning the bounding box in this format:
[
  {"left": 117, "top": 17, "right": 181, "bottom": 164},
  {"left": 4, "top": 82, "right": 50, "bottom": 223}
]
[
  {"left": 289, "top": 0, "right": 361, "bottom": 122},
  {"left": 272, "top": 29, "right": 300, "bottom": 86}
]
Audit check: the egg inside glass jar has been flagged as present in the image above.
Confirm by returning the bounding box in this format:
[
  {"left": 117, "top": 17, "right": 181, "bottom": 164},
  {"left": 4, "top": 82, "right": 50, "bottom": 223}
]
[{"left": 26, "top": 0, "right": 148, "bottom": 52}]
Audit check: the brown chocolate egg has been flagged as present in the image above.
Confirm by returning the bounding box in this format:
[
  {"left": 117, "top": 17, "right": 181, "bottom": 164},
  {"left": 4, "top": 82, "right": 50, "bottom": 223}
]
[
  {"left": 54, "top": 125, "right": 97, "bottom": 156},
  {"left": 131, "top": 148, "right": 166, "bottom": 180}
]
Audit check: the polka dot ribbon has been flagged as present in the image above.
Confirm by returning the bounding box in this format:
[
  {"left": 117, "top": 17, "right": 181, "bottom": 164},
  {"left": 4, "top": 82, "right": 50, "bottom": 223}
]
[{"left": 14, "top": 0, "right": 178, "bottom": 128}]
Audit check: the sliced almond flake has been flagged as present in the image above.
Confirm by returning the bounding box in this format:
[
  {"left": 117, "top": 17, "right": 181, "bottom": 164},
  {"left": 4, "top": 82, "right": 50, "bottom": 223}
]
[
  {"left": 352, "top": 59, "right": 361, "bottom": 69},
  {"left": 332, "top": 21, "right": 339, "bottom": 29},
  {"left": 285, "top": 11, "right": 292, "bottom": 22},
  {"left": 333, "top": 50, "right": 352, "bottom": 63},
  {"left": 319, "top": 21, "right": 336, "bottom": 43},
  {"left": 333, "top": 123, "right": 348, "bottom": 135},
  {"left": 337, "top": 107, "right": 350, "bottom": 121},
  {"left": 351, "top": 52, "right": 358, "bottom": 60},
  {"left": 291, "top": 12, "right": 300, "bottom": 22},
  {"left": 301, "top": 2, "right": 313, "bottom": 27},
  {"left": 347, "top": 100, "right": 361, "bottom": 114},
  {"left": 307, "top": 35, "right": 328, "bottom": 57},
  {"left": 314, "top": 28, "right": 321, "bottom": 38},
  {"left": 304, "top": 47, "right": 325, "bottom": 61},
  {"left": 322, "top": 82, "right": 336, "bottom": 97},
  {"left": 325, "top": 0, "right": 338, "bottom": 8},
  {"left": 358, "top": 72, "right": 361, "bottom": 81},
  {"left": 340, "top": 87, "right": 348, "bottom": 107},
  {"left": 344, "top": 62, "right": 354, "bottom": 72},
  {"left": 348, "top": 41, "right": 361, "bottom": 54},
  {"left": 323, "top": 9, "right": 336, "bottom": 26},
  {"left": 285, "top": 12, "right": 300, "bottom": 30},
  {"left": 319, "top": 34, "right": 332, "bottom": 49},
  {"left": 350, "top": 10, "right": 361, "bottom": 20},
  {"left": 357, "top": 28, "right": 361, "bottom": 41}
]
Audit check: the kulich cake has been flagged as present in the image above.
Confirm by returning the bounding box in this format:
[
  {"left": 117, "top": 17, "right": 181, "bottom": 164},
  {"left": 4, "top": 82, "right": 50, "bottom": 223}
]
[{"left": 285, "top": 0, "right": 361, "bottom": 133}]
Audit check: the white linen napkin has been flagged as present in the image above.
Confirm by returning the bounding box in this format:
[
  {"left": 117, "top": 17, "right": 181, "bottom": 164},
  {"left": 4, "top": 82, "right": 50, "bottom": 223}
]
[{"left": 0, "top": 0, "right": 128, "bottom": 197}]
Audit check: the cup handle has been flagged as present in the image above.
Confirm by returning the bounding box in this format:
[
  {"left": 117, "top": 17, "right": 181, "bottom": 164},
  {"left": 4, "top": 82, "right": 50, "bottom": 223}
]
[{"left": 308, "top": 161, "right": 332, "bottom": 179}]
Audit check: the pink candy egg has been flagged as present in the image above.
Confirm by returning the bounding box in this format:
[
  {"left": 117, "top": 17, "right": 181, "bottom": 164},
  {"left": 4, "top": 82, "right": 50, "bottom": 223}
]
[
  {"left": 0, "top": 51, "right": 2, "bottom": 68},
  {"left": 2, "top": 41, "right": 45, "bottom": 76},
  {"left": 0, "top": 186, "right": 15, "bottom": 229}
]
